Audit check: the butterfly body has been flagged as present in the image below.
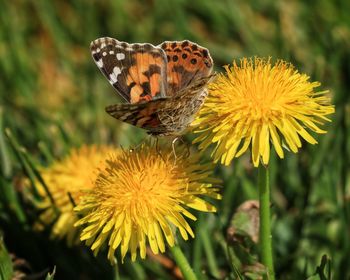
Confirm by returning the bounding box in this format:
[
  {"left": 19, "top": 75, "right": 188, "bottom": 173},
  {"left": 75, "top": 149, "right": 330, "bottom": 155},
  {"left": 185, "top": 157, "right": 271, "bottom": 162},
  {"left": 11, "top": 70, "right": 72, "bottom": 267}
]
[{"left": 91, "top": 37, "right": 213, "bottom": 136}]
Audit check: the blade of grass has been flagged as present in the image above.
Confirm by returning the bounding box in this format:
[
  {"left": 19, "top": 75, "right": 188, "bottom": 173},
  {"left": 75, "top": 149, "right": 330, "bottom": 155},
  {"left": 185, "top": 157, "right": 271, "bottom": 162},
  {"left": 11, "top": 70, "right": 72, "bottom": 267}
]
[{"left": 0, "top": 107, "right": 12, "bottom": 178}]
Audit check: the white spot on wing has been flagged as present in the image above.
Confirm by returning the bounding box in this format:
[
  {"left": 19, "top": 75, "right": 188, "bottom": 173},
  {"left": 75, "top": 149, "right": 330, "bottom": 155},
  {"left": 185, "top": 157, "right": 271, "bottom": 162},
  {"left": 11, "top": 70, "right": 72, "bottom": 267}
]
[
  {"left": 109, "top": 50, "right": 115, "bottom": 55},
  {"left": 102, "top": 52, "right": 107, "bottom": 56},
  {"left": 109, "top": 67, "right": 121, "bottom": 83},
  {"left": 116, "top": 53, "right": 125, "bottom": 60},
  {"left": 96, "top": 59, "right": 103, "bottom": 68}
]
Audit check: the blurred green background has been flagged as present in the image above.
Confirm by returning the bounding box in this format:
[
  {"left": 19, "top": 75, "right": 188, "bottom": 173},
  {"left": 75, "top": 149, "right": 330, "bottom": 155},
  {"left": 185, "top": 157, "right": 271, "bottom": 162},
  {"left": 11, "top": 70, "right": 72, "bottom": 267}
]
[{"left": 0, "top": 0, "right": 349, "bottom": 279}]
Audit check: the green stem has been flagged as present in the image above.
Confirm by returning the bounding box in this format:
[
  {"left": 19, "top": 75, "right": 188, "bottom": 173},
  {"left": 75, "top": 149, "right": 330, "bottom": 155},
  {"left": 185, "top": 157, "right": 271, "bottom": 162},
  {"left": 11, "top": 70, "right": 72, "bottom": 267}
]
[
  {"left": 200, "top": 225, "right": 220, "bottom": 278},
  {"left": 113, "top": 263, "right": 120, "bottom": 280},
  {"left": 258, "top": 164, "right": 275, "bottom": 280},
  {"left": 192, "top": 215, "right": 203, "bottom": 274},
  {"left": 170, "top": 245, "right": 198, "bottom": 280}
]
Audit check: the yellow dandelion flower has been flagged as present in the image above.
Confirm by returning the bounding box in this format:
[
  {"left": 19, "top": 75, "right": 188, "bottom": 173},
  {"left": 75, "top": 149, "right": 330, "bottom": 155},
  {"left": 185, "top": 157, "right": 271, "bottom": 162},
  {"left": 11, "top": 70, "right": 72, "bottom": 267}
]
[
  {"left": 74, "top": 142, "right": 221, "bottom": 264},
  {"left": 34, "top": 145, "right": 115, "bottom": 245},
  {"left": 192, "top": 57, "right": 335, "bottom": 167}
]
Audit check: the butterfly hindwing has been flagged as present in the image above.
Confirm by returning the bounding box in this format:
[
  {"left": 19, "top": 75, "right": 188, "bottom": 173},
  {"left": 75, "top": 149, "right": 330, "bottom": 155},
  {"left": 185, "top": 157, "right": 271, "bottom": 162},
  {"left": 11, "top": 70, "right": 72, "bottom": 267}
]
[
  {"left": 91, "top": 37, "right": 168, "bottom": 103},
  {"left": 158, "top": 40, "right": 213, "bottom": 96},
  {"left": 105, "top": 99, "right": 171, "bottom": 135},
  {"left": 105, "top": 75, "right": 214, "bottom": 136}
]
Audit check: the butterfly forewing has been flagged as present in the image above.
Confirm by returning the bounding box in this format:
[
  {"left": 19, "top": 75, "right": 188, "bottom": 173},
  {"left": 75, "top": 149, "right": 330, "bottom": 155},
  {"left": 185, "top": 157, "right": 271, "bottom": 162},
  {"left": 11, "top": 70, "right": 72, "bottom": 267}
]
[
  {"left": 158, "top": 40, "right": 213, "bottom": 96},
  {"left": 91, "top": 37, "right": 168, "bottom": 103}
]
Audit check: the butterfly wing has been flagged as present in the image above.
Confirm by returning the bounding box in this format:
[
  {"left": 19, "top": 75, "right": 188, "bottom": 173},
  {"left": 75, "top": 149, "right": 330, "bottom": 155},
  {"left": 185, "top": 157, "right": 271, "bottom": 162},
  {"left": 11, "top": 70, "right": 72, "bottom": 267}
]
[
  {"left": 91, "top": 37, "right": 168, "bottom": 103},
  {"left": 105, "top": 75, "right": 214, "bottom": 136},
  {"left": 92, "top": 38, "right": 214, "bottom": 136},
  {"left": 105, "top": 98, "right": 174, "bottom": 136},
  {"left": 158, "top": 40, "right": 213, "bottom": 96}
]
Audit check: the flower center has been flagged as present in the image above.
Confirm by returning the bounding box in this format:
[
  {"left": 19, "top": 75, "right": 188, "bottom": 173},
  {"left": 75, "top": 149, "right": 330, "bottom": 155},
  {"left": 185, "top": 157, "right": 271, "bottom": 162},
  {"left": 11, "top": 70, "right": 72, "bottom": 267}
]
[{"left": 116, "top": 157, "right": 182, "bottom": 223}]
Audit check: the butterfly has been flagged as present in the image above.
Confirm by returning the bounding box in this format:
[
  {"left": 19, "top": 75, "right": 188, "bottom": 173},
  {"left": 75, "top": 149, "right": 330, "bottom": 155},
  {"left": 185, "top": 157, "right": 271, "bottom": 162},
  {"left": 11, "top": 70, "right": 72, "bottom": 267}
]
[{"left": 90, "top": 37, "right": 214, "bottom": 136}]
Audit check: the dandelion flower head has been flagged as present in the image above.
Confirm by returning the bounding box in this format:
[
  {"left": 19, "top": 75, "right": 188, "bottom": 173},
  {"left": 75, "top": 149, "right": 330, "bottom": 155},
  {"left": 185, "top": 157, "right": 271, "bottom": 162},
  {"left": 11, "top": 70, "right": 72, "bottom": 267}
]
[
  {"left": 192, "top": 57, "right": 335, "bottom": 167},
  {"left": 34, "top": 145, "right": 114, "bottom": 245},
  {"left": 74, "top": 142, "right": 221, "bottom": 263}
]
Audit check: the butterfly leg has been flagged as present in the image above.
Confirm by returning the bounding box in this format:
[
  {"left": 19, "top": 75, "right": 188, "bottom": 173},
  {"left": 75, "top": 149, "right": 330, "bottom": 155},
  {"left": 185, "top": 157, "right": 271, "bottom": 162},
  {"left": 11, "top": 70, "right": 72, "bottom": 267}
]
[
  {"left": 171, "top": 137, "right": 191, "bottom": 164},
  {"left": 154, "top": 137, "right": 167, "bottom": 163},
  {"left": 127, "top": 135, "right": 152, "bottom": 152}
]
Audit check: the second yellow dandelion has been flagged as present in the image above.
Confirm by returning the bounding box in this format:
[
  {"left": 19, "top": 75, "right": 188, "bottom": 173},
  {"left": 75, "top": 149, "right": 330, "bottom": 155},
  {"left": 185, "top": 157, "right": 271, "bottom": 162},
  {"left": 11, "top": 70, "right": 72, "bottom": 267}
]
[{"left": 192, "top": 57, "right": 335, "bottom": 167}]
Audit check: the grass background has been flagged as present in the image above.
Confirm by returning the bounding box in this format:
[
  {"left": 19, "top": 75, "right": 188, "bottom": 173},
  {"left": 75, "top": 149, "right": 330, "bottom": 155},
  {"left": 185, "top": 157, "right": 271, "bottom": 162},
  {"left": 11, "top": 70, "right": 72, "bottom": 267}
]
[{"left": 0, "top": 0, "right": 349, "bottom": 279}]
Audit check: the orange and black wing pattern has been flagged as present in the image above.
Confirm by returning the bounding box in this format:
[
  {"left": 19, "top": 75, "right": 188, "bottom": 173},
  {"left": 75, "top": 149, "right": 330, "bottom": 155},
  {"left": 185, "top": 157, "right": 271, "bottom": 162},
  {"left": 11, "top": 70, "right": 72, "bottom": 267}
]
[
  {"left": 91, "top": 37, "right": 168, "bottom": 103},
  {"left": 91, "top": 37, "right": 214, "bottom": 136},
  {"left": 158, "top": 40, "right": 213, "bottom": 96}
]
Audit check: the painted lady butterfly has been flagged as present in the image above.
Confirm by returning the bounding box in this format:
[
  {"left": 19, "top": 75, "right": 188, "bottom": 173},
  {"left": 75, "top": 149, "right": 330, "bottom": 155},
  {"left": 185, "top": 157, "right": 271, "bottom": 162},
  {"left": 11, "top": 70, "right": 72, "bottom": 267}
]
[{"left": 90, "top": 37, "right": 214, "bottom": 136}]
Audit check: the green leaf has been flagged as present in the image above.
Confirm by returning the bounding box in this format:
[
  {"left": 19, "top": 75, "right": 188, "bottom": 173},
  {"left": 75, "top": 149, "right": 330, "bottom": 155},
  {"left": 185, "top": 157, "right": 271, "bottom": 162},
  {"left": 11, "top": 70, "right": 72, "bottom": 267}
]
[
  {"left": 0, "top": 107, "right": 12, "bottom": 178},
  {"left": 306, "top": 255, "right": 332, "bottom": 280},
  {"left": 45, "top": 266, "right": 56, "bottom": 280},
  {"left": 0, "top": 237, "right": 14, "bottom": 280}
]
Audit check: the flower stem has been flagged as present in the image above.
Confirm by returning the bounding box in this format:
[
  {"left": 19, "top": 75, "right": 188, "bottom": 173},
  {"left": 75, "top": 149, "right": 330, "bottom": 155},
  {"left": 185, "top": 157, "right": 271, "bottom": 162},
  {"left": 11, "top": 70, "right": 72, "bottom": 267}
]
[
  {"left": 113, "top": 263, "right": 120, "bottom": 280},
  {"left": 200, "top": 224, "right": 220, "bottom": 278},
  {"left": 170, "top": 245, "right": 198, "bottom": 280},
  {"left": 258, "top": 164, "right": 275, "bottom": 280}
]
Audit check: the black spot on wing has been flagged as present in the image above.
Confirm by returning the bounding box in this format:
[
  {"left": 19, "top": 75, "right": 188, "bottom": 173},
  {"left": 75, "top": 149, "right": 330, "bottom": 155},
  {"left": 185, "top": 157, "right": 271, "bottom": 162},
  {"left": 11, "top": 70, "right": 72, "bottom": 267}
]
[
  {"left": 140, "top": 82, "right": 151, "bottom": 97},
  {"left": 127, "top": 82, "right": 137, "bottom": 93},
  {"left": 142, "top": 65, "right": 161, "bottom": 76},
  {"left": 190, "top": 44, "right": 198, "bottom": 51},
  {"left": 181, "top": 41, "right": 189, "bottom": 47},
  {"left": 92, "top": 53, "right": 101, "bottom": 61},
  {"left": 202, "top": 49, "right": 209, "bottom": 58}
]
